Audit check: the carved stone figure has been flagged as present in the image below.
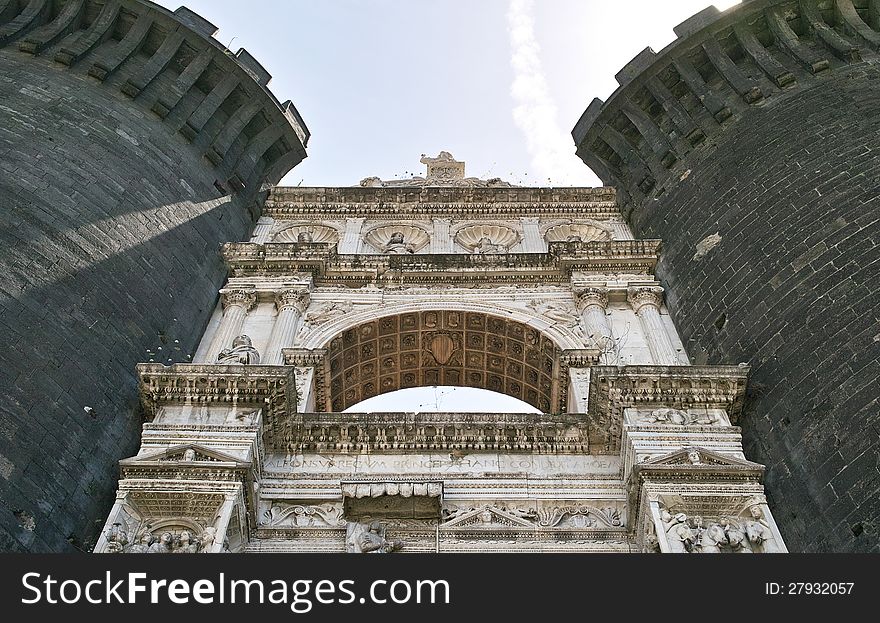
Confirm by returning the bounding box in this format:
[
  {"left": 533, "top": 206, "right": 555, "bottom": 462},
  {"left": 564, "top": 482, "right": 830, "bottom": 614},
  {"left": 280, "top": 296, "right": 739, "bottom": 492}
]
[
  {"left": 718, "top": 518, "right": 748, "bottom": 552},
  {"left": 346, "top": 521, "right": 403, "bottom": 553},
  {"left": 125, "top": 531, "right": 153, "bottom": 554},
  {"left": 687, "top": 450, "right": 703, "bottom": 465},
  {"left": 201, "top": 527, "right": 218, "bottom": 552},
  {"left": 672, "top": 520, "right": 698, "bottom": 553},
  {"left": 104, "top": 523, "right": 128, "bottom": 553},
  {"left": 703, "top": 523, "right": 726, "bottom": 554},
  {"left": 745, "top": 505, "right": 770, "bottom": 549},
  {"left": 526, "top": 300, "right": 580, "bottom": 327},
  {"left": 473, "top": 237, "right": 507, "bottom": 254},
  {"left": 217, "top": 335, "right": 261, "bottom": 365},
  {"left": 648, "top": 408, "right": 693, "bottom": 425},
  {"left": 183, "top": 449, "right": 196, "bottom": 462},
  {"left": 645, "top": 525, "right": 661, "bottom": 553},
  {"left": 148, "top": 532, "right": 174, "bottom": 554},
  {"left": 385, "top": 232, "right": 415, "bottom": 255},
  {"left": 303, "top": 301, "right": 354, "bottom": 326},
  {"left": 359, "top": 176, "right": 384, "bottom": 188},
  {"left": 174, "top": 530, "right": 201, "bottom": 553},
  {"left": 297, "top": 231, "right": 314, "bottom": 243}
]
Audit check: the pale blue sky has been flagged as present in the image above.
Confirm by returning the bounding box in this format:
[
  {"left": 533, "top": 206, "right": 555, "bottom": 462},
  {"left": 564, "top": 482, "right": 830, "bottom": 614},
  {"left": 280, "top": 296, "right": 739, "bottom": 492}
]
[{"left": 154, "top": 0, "right": 740, "bottom": 188}]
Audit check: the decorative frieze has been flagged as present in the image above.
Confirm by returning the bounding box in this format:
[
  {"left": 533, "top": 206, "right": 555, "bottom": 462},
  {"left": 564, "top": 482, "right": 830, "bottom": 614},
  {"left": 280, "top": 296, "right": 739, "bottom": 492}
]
[
  {"left": 221, "top": 240, "right": 661, "bottom": 284},
  {"left": 586, "top": 365, "right": 750, "bottom": 454},
  {"left": 136, "top": 364, "right": 296, "bottom": 435},
  {"left": 273, "top": 412, "right": 591, "bottom": 454}
]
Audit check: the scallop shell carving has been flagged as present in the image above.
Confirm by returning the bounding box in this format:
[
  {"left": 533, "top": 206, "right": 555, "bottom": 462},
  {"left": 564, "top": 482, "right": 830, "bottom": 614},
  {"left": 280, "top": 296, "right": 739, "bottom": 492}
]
[
  {"left": 364, "top": 225, "right": 431, "bottom": 253},
  {"left": 544, "top": 222, "right": 613, "bottom": 244},
  {"left": 273, "top": 224, "right": 340, "bottom": 244},
  {"left": 454, "top": 224, "right": 520, "bottom": 251}
]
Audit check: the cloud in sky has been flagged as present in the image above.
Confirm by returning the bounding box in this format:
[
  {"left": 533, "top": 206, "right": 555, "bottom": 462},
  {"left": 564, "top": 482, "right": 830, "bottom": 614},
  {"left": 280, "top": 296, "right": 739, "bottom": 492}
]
[{"left": 507, "top": 0, "right": 591, "bottom": 186}]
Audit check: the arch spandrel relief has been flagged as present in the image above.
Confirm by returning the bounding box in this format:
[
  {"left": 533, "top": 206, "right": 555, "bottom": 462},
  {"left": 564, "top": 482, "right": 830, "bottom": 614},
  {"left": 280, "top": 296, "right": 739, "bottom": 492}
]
[{"left": 97, "top": 153, "right": 786, "bottom": 554}]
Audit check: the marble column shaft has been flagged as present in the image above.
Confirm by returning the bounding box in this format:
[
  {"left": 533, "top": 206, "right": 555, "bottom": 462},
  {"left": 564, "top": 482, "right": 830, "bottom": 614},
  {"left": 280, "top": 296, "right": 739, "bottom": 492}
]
[
  {"left": 576, "top": 288, "right": 615, "bottom": 363},
  {"left": 265, "top": 289, "right": 310, "bottom": 365},
  {"left": 627, "top": 286, "right": 679, "bottom": 365},
  {"left": 206, "top": 290, "right": 257, "bottom": 362}
]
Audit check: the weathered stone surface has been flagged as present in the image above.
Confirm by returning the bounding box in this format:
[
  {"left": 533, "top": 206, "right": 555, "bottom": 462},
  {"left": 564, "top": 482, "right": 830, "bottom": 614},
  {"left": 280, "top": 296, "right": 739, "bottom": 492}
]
[
  {"left": 574, "top": 0, "right": 880, "bottom": 552},
  {"left": 0, "top": 0, "right": 307, "bottom": 552}
]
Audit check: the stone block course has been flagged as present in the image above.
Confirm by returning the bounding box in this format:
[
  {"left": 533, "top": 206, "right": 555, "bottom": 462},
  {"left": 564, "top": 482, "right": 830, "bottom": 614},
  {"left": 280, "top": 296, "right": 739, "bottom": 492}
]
[
  {"left": 575, "top": 0, "right": 880, "bottom": 551},
  {"left": 0, "top": 0, "right": 307, "bottom": 551}
]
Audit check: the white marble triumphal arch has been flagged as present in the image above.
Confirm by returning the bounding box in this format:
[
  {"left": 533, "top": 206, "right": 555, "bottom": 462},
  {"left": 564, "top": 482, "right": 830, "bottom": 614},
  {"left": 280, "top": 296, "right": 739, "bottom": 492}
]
[{"left": 95, "top": 153, "right": 787, "bottom": 554}]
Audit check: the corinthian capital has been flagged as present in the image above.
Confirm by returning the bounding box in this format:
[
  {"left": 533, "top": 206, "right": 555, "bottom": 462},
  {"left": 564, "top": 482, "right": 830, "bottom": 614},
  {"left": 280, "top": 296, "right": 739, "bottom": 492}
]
[
  {"left": 221, "top": 290, "right": 257, "bottom": 311},
  {"left": 276, "top": 289, "right": 311, "bottom": 313},
  {"left": 574, "top": 287, "right": 609, "bottom": 312},
  {"left": 627, "top": 286, "right": 665, "bottom": 314}
]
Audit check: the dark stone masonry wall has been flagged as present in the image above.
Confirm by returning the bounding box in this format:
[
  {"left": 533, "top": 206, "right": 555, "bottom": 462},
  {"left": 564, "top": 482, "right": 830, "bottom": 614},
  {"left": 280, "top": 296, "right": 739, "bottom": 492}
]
[
  {"left": 0, "top": 0, "right": 308, "bottom": 552},
  {"left": 575, "top": 0, "right": 879, "bottom": 552}
]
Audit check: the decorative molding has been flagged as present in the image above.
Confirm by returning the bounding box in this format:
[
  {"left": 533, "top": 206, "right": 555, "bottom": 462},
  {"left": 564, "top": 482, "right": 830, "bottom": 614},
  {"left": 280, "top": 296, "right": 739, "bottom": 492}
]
[
  {"left": 221, "top": 241, "right": 661, "bottom": 285},
  {"left": 341, "top": 482, "right": 443, "bottom": 499},
  {"left": 586, "top": 365, "right": 750, "bottom": 453},
  {"left": 136, "top": 365, "right": 295, "bottom": 445},
  {"left": 260, "top": 503, "right": 346, "bottom": 528},
  {"left": 269, "top": 412, "right": 591, "bottom": 454},
  {"left": 266, "top": 187, "right": 618, "bottom": 219}
]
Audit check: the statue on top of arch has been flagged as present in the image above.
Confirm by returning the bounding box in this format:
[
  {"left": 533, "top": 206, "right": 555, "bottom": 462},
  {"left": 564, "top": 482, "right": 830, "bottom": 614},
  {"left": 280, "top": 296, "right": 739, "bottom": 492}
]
[{"left": 359, "top": 152, "right": 515, "bottom": 188}]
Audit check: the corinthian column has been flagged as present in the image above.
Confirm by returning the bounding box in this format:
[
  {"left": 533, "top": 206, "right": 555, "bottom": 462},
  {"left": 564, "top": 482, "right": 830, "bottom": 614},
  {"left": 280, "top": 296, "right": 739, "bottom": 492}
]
[
  {"left": 265, "top": 289, "right": 310, "bottom": 365},
  {"left": 575, "top": 288, "right": 616, "bottom": 363},
  {"left": 627, "top": 286, "right": 679, "bottom": 365},
  {"left": 206, "top": 290, "right": 257, "bottom": 362}
]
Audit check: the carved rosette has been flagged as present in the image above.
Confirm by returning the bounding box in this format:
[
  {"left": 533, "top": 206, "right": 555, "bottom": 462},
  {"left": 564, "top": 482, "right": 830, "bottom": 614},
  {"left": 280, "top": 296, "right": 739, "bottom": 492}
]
[
  {"left": 276, "top": 289, "right": 310, "bottom": 314},
  {"left": 221, "top": 290, "right": 258, "bottom": 312},
  {"left": 626, "top": 286, "right": 664, "bottom": 314},
  {"left": 575, "top": 287, "right": 609, "bottom": 312}
]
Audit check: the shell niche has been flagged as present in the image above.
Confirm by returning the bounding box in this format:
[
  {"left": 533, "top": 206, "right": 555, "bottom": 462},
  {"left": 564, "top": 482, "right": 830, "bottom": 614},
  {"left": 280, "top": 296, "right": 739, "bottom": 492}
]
[
  {"left": 273, "top": 224, "right": 340, "bottom": 244},
  {"left": 454, "top": 224, "right": 520, "bottom": 251},
  {"left": 364, "top": 224, "right": 431, "bottom": 253},
  {"left": 544, "top": 222, "right": 613, "bottom": 244}
]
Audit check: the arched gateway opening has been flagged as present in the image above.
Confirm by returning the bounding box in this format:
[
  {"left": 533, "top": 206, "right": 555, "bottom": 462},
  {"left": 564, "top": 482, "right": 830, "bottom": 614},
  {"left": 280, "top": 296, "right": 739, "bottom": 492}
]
[{"left": 322, "top": 311, "right": 562, "bottom": 413}]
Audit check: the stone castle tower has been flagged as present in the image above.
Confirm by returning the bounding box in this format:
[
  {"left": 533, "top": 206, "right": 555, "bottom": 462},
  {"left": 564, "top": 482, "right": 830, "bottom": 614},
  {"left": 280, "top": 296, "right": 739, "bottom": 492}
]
[
  {"left": 0, "top": 0, "right": 308, "bottom": 551},
  {"left": 574, "top": 0, "right": 879, "bottom": 552}
]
